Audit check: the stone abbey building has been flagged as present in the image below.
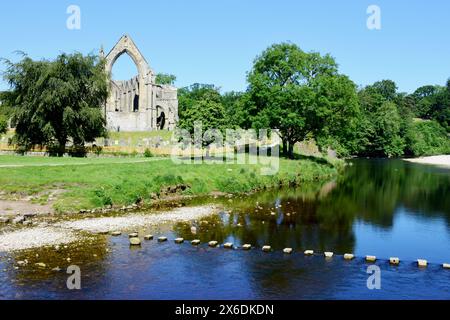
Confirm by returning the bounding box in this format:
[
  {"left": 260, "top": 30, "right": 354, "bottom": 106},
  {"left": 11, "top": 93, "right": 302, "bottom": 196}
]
[{"left": 101, "top": 35, "right": 178, "bottom": 131}]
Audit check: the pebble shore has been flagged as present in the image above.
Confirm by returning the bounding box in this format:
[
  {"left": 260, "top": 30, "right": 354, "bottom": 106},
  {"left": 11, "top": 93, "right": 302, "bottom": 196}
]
[{"left": 0, "top": 205, "right": 216, "bottom": 252}]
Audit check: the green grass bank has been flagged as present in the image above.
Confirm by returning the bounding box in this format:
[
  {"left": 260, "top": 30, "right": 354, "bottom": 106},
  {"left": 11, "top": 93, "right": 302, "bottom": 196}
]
[{"left": 0, "top": 155, "right": 342, "bottom": 213}]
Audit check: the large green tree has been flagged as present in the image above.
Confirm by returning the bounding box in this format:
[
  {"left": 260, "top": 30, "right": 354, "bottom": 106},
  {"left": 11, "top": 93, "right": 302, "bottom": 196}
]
[
  {"left": 246, "top": 43, "right": 359, "bottom": 158},
  {"left": 365, "top": 80, "right": 398, "bottom": 101},
  {"left": 356, "top": 81, "right": 407, "bottom": 157},
  {"left": 177, "top": 84, "right": 227, "bottom": 147},
  {"left": 410, "top": 81, "right": 450, "bottom": 132},
  {"left": 3, "top": 53, "right": 108, "bottom": 156}
]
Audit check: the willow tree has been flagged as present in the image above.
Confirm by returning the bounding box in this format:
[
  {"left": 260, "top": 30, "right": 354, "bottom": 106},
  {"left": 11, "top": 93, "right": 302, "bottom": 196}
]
[{"left": 2, "top": 53, "right": 108, "bottom": 156}]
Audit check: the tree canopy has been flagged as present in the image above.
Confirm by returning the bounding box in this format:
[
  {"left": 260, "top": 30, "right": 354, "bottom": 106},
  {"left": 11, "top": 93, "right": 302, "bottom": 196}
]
[
  {"left": 1, "top": 42, "right": 448, "bottom": 159},
  {"left": 2, "top": 53, "right": 108, "bottom": 156},
  {"left": 177, "top": 84, "right": 227, "bottom": 147},
  {"left": 244, "top": 43, "right": 359, "bottom": 158},
  {"left": 155, "top": 73, "right": 177, "bottom": 86},
  {"left": 175, "top": 44, "right": 449, "bottom": 159}
]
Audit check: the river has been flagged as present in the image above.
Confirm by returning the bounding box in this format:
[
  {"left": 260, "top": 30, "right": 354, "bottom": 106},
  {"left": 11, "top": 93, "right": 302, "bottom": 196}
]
[{"left": 1, "top": 159, "right": 449, "bottom": 299}]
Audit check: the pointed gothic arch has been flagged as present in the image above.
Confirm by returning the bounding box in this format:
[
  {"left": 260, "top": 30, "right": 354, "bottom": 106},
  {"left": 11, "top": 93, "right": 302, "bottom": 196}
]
[
  {"left": 103, "top": 35, "right": 178, "bottom": 131},
  {"left": 105, "top": 34, "right": 152, "bottom": 79}
]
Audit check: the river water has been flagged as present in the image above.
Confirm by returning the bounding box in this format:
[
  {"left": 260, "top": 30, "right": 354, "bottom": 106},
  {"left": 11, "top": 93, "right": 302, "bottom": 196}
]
[{"left": 1, "top": 159, "right": 449, "bottom": 299}]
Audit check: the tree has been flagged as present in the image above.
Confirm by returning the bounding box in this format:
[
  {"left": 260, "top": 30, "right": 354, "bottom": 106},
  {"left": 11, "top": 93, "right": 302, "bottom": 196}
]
[
  {"left": 365, "top": 80, "right": 398, "bottom": 101},
  {"left": 412, "top": 85, "right": 441, "bottom": 118},
  {"left": 246, "top": 42, "right": 358, "bottom": 158},
  {"left": 221, "top": 91, "right": 248, "bottom": 129},
  {"left": 312, "top": 74, "right": 361, "bottom": 157},
  {"left": 177, "top": 84, "right": 227, "bottom": 147},
  {"left": 409, "top": 81, "right": 450, "bottom": 132},
  {"left": 405, "top": 120, "right": 450, "bottom": 156},
  {"left": 2, "top": 53, "right": 108, "bottom": 156},
  {"left": 155, "top": 73, "right": 176, "bottom": 85},
  {"left": 355, "top": 80, "right": 413, "bottom": 157},
  {"left": 0, "top": 92, "right": 10, "bottom": 135},
  {"left": 372, "top": 101, "right": 405, "bottom": 157},
  {"left": 0, "top": 115, "right": 7, "bottom": 135},
  {"left": 178, "top": 83, "right": 222, "bottom": 118},
  {"left": 429, "top": 80, "right": 450, "bottom": 132}
]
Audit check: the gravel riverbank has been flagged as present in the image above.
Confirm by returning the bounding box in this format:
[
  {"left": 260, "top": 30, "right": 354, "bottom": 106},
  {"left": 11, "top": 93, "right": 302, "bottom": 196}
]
[
  {"left": 0, "top": 205, "right": 216, "bottom": 252},
  {"left": 404, "top": 155, "right": 450, "bottom": 167},
  {"left": 56, "top": 205, "right": 216, "bottom": 233},
  {"left": 0, "top": 227, "right": 77, "bottom": 252}
]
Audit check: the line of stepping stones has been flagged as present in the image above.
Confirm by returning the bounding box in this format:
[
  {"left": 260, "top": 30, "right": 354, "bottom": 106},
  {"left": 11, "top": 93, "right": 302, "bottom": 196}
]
[{"left": 117, "top": 232, "right": 450, "bottom": 270}]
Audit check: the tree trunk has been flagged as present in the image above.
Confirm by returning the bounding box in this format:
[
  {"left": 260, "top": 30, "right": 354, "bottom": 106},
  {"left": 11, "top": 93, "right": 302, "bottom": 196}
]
[
  {"left": 282, "top": 140, "right": 288, "bottom": 157},
  {"left": 288, "top": 142, "right": 294, "bottom": 159},
  {"left": 57, "top": 138, "right": 66, "bottom": 157}
]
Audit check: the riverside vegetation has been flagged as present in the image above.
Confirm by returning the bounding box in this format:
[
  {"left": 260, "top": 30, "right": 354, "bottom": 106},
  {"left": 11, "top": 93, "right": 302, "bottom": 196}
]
[
  {"left": 0, "top": 42, "right": 448, "bottom": 215},
  {"left": 0, "top": 155, "right": 341, "bottom": 213},
  {"left": 1, "top": 43, "right": 448, "bottom": 159}
]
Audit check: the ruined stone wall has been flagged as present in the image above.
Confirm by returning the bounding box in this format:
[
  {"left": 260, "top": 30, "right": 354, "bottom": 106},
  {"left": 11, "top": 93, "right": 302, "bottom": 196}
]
[{"left": 103, "top": 35, "right": 178, "bottom": 132}]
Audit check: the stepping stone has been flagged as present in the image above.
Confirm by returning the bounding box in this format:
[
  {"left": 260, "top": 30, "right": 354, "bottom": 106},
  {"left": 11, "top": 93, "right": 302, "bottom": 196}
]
[
  {"left": 24, "top": 213, "right": 37, "bottom": 219},
  {"left": 111, "top": 231, "right": 121, "bottom": 236},
  {"left": 417, "top": 259, "right": 427, "bottom": 267},
  {"left": 208, "top": 241, "right": 218, "bottom": 247},
  {"left": 191, "top": 239, "right": 201, "bottom": 246},
  {"left": 0, "top": 217, "right": 10, "bottom": 223},
  {"left": 262, "top": 245, "right": 271, "bottom": 252},
  {"left": 283, "top": 248, "right": 293, "bottom": 254},
  {"left": 17, "top": 261, "right": 28, "bottom": 267},
  {"left": 304, "top": 250, "right": 314, "bottom": 256},
  {"left": 129, "top": 238, "right": 141, "bottom": 246},
  {"left": 35, "top": 262, "right": 46, "bottom": 268},
  {"left": 242, "top": 244, "right": 252, "bottom": 250},
  {"left": 128, "top": 233, "right": 138, "bottom": 238},
  {"left": 389, "top": 257, "right": 400, "bottom": 265},
  {"left": 158, "top": 236, "right": 167, "bottom": 242},
  {"left": 12, "top": 216, "right": 25, "bottom": 224},
  {"left": 174, "top": 238, "right": 184, "bottom": 244},
  {"left": 223, "top": 243, "right": 233, "bottom": 249},
  {"left": 366, "top": 255, "right": 377, "bottom": 262},
  {"left": 324, "top": 252, "right": 334, "bottom": 258},
  {"left": 144, "top": 235, "right": 154, "bottom": 240},
  {"left": 344, "top": 253, "right": 355, "bottom": 260}
]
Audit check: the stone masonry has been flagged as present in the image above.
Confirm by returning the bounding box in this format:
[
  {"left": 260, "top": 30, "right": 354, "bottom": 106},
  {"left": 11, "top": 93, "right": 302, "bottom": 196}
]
[{"left": 102, "top": 35, "right": 178, "bottom": 131}]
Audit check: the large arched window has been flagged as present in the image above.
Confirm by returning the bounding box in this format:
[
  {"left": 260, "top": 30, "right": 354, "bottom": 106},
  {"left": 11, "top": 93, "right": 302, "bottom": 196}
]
[
  {"left": 110, "top": 53, "right": 139, "bottom": 81},
  {"left": 110, "top": 53, "right": 140, "bottom": 112}
]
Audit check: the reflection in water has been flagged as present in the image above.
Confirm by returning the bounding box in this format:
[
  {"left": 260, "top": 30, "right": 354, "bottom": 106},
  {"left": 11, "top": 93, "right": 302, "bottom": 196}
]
[
  {"left": 186, "top": 159, "right": 450, "bottom": 261},
  {"left": 0, "top": 159, "right": 449, "bottom": 299}
]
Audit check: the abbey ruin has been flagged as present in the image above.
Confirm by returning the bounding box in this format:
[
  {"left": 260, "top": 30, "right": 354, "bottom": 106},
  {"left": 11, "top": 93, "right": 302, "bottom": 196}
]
[{"left": 102, "top": 35, "right": 178, "bottom": 131}]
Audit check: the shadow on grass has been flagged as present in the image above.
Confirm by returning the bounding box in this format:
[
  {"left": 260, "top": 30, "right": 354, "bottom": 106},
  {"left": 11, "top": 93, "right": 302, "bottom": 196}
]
[{"left": 287, "top": 152, "right": 335, "bottom": 168}]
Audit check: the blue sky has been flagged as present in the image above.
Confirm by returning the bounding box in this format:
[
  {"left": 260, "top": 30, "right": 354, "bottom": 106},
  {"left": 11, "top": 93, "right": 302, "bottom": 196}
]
[{"left": 0, "top": 0, "right": 449, "bottom": 93}]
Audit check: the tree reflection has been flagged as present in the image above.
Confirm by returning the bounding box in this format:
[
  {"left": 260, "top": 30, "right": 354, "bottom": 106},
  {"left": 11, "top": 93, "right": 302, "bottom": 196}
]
[{"left": 174, "top": 159, "right": 450, "bottom": 256}]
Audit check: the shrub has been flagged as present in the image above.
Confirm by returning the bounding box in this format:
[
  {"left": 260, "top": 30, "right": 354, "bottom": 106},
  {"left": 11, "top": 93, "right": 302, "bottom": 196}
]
[
  {"left": 405, "top": 120, "right": 450, "bottom": 156},
  {"left": 90, "top": 145, "right": 103, "bottom": 156},
  {"left": 93, "top": 188, "right": 113, "bottom": 206},
  {"left": 144, "top": 148, "right": 154, "bottom": 158},
  {"left": 67, "top": 145, "right": 88, "bottom": 158},
  {"left": 130, "top": 150, "right": 138, "bottom": 157}
]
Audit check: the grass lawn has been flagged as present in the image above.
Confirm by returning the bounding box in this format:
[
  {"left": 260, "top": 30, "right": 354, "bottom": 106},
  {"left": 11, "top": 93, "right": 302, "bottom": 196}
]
[
  {"left": 0, "top": 155, "right": 163, "bottom": 166},
  {"left": 0, "top": 154, "right": 341, "bottom": 213}
]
